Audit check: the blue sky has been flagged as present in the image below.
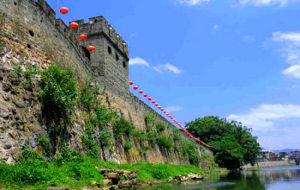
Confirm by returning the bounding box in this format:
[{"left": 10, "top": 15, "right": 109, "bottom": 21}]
[{"left": 50, "top": 0, "right": 300, "bottom": 150}]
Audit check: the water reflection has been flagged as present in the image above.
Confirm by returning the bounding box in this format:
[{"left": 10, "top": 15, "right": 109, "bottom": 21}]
[{"left": 137, "top": 166, "right": 300, "bottom": 190}]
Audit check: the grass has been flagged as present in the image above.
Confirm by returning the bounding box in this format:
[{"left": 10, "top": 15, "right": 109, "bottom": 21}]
[{"left": 0, "top": 149, "right": 204, "bottom": 189}]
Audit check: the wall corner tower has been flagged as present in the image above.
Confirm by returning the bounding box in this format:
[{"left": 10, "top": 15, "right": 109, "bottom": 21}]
[{"left": 71, "top": 16, "right": 130, "bottom": 95}]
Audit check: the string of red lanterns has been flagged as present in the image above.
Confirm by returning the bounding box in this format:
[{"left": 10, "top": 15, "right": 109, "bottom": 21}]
[
  {"left": 129, "top": 81, "right": 210, "bottom": 148},
  {"left": 60, "top": 7, "right": 95, "bottom": 52}
]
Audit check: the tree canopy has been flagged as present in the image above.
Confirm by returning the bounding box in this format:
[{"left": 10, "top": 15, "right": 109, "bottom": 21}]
[{"left": 186, "top": 116, "right": 261, "bottom": 170}]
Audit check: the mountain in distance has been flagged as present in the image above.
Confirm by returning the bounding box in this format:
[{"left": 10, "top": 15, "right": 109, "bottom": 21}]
[{"left": 273, "top": 149, "right": 298, "bottom": 154}]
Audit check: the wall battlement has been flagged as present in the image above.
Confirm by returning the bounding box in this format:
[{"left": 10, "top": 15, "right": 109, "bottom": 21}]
[{"left": 72, "top": 16, "right": 129, "bottom": 59}]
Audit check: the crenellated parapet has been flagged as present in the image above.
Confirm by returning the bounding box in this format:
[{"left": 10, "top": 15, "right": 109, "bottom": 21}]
[{"left": 71, "top": 16, "right": 129, "bottom": 60}]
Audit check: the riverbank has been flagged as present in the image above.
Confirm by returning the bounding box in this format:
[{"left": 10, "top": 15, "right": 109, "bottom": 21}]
[
  {"left": 0, "top": 148, "right": 218, "bottom": 190},
  {"left": 243, "top": 160, "right": 296, "bottom": 170}
]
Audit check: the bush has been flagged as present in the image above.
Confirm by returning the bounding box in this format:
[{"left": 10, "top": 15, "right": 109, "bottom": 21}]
[
  {"left": 146, "top": 130, "right": 158, "bottom": 144},
  {"left": 181, "top": 140, "right": 200, "bottom": 166},
  {"left": 36, "top": 135, "right": 51, "bottom": 157},
  {"left": 39, "top": 66, "right": 77, "bottom": 120},
  {"left": 113, "top": 117, "right": 134, "bottom": 139},
  {"left": 157, "top": 135, "right": 173, "bottom": 149},
  {"left": 79, "top": 77, "right": 98, "bottom": 110},
  {"left": 54, "top": 146, "right": 83, "bottom": 165},
  {"left": 91, "top": 104, "right": 116, "bottom": 129},
  {"left": 124, "top": 139, "right": 134, "bottom": 151},
  {"left": 155, "top": 123, "right": 166, "bottom": 132},
  {"left": 81, "top": 133, "right": 99, "bottom": 159},
  {"left": 172, "top": 128, "right": 181, "bottom": 142},
  {"left": 99, "top": 130, "right": 112, "bottom": 148},
  {"left": 144, "top": 113, "right": 156, "bottom": 131},
  {"left": 132, "top": 130, "right": 146, "bottom": 142},
  {"left": 18, "top": 148, "right": 45, "bottom": 163}
]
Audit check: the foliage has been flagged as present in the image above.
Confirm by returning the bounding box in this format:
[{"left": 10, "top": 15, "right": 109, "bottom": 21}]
[
  {"left": 90, "top": 104, "right": 116, "bottom": 129},
  {"left": 157, "top": 135, "right": 173, "bottom": 149},
  {"left": 210, "top": 135, "right": 243, "bottom": 170},
  {"left": 0, "top": 150, "right": 204, "bottom": 189},
  {"left": 113, "top": 117, "right": 134, "bottom": 139},
  {"left": 181, "top": 140, "right": 200, "bottom": 166},
  {"left": 146, "top": 130, "right": 158, "bottom": 144},
  {"left": 54, "top": 146, "right": 83, "bottom": 165},
  {"left": 186, "top": 116, "right": 261, "bottom": 170},
  {"left": 81, "top": 133, "right": 99, "bottom": 159},
  {"left": 124, "top": 139, "right": 134, "bottom": 151},
  {"left": 155, "top": 123, "right": 166, "bottom": 132},
  {"left": 36, "top": 135, "right": 51, "bottom": 157},
  {"left": 79, "top": 76, "right": 98, "bottom": 110},
  {"left": 99, "top": 130, "right": 112, "bottom": 148},
  {"left": 144, "top": 112, "right": 156, "bottom": 131},
  {"left": 13, "top": 61, "right": 39, "bottom": 84},
  {"left": 0, "top": 149, "right": 103, "bottom": 189},
  {"left": 17, "top": 147, "right": 45, "bottom": 163},
  {"left": 39, "top": 66, "right": 77, "bottom": 122},
  {"left": 172, "top": 128, "right": 181, "bottom": 142}
]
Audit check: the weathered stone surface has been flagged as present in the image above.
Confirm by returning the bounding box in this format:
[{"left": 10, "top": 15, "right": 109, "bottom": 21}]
[
  {"left": 187, "top": 173, "right": 204, "bottom": 180},
  {"left": 118, "top": 181, "right": 132, "bottom": 188},
  {"left": 4, "top": 143, "right": 12, "bottom": 149},
  {"left": 103, "top": 179, "right": 112, "bottom": 186},
  {"left": 47, "top": 187, "right": 69, "bottom": 190},
  {"left": 106, "top": 173, "right": 120, "bottom": 180}
]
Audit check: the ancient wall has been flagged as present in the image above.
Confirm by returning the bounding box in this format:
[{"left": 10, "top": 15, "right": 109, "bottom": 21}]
[{"left": 0, "top": 0, "right": 212, "bottom": 166}]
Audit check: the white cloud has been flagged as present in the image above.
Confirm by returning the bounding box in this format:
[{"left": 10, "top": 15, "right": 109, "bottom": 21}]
[
  {"left": 130, "top": 57, "right": 182, "bottom": 74},
  {"left": 239, "top": 0, "right": 295, "bottom": 7},
  {"left": 228, "top": 104, "right": 300, "bottom": 132},
  {"left": 272, "top": 32, "right": 300, "bottom": 79},
  {"left": 243, "top": 35, "right": 255, "bottom": 42},
  {"left": 165, "top": 106, "right": 184, "bottom": 113},
  {"left": 213, "top": 24, "right": 219, "bottom": 30},
  {"left": 153, "top": 63, "right": 183, "bottom": 74},
  {"left": 129, "top": 57, "right": 150, "bottom": 67},
  {"left": 178, "top": 0, "right": 210, "bottom": 6},
  {"left": 282, "top": 65, "right": 300, "bottom": 78}
]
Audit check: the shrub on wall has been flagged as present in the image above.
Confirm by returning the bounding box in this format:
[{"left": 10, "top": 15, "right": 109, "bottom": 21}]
[
  {"left": 157, "top": 135, "right": 173, "bottom": 150},
  {"left": 98, "top": 130, "right": 112, "bottom": 148},
  {"left": 155, "top": 123, "right": 166, "bottom": 132},
  {"left": 81, "top": 132, "right": 99, "bottom": 159},
  {"left": 39, "top": 66, "right": 77, "bottom": 121},
  {"left": 113, "top": 117, "right": 134, "bottom": 139},
  {"left": 182, "top": 140, "right": 200, "bottom": 166}
]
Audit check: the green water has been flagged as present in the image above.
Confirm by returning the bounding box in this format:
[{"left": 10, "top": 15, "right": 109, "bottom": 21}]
[{"left": 137, "top": 166, "right": 300, "bottom": 190}]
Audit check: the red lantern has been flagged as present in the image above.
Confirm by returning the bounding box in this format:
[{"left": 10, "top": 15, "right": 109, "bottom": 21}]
[
  {"left": 163, "top": 111, "right": 166, "bottom": 113},
  {"left": 161, "top": 108, "right": 164, "bottom": 111},
  {"left": 143, "top": 94, "right": 148, "bottom": 97},
  {"left": 60, "top": 7, "right": 69, "bottom": 14},
  {"left": 133, "top": 86, "right": 138, "bottom": 90},
  {"left": 129, "top": 81, "right": 133, "bottom": 85},
  {"left": 155, "top": 103, "right": 158, "bottom": 106},
  {"left": 79, "top": 34, "right": 87, "bottom": 40},
  {"left": 158, "top": 106, "right": 161, "bottom": 109},
  {"left": 148, "top": 97, "right": 152, "bottom": 101},
  {"left": 152, "top": 101, "right": 155, "bottom": 104},
  {"left": 139, "top": 90, "right": 143, "bottom": 94},
  {"left": 70, "top": 22, "right": 78, "bottom": 29},
  {"left": 88, "top": 46, "right": 95, "bottom": 52}
]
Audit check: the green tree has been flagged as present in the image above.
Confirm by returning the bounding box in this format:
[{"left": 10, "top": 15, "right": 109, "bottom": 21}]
[{"left": 186, "top": 116, "right": 261, "bottom": 170}]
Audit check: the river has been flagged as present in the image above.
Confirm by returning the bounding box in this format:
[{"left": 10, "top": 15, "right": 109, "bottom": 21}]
[{"left": 137, "top": 166, "right": 300, "bottom": 190}]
